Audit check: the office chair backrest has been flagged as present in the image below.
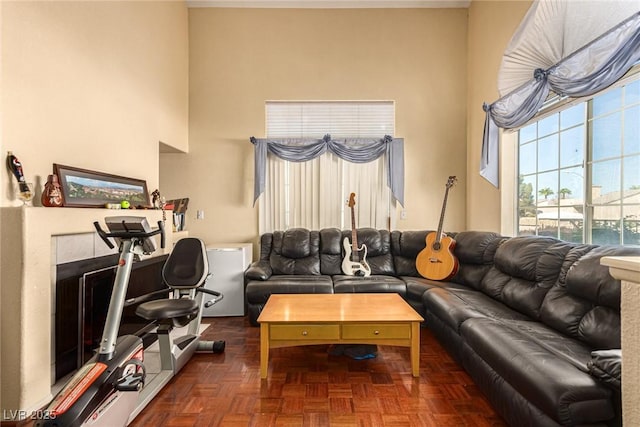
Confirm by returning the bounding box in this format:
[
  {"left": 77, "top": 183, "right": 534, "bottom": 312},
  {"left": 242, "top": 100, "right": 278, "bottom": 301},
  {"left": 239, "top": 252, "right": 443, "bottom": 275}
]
[{"left": 162, "top": 237, "right": 209, "bottom": 289}]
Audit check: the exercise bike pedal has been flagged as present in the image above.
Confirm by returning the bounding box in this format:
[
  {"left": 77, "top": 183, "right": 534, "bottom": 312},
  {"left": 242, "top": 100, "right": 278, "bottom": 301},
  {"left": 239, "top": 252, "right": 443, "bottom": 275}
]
[
  {"left": 115, "top": 372, "right": 145, "bottom": 392},
  {"left": 115, "top": 358, "right": 146, "bottom": 392}
]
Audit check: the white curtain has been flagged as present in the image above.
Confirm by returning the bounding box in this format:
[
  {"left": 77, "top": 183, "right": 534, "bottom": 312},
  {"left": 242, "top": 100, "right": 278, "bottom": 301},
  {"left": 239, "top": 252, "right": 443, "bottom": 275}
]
[
  {"left": 259, "top": 153, "right": 391, "bottom": 235},
  {"left": 342, "top": 154, "right": 391, "bottom": 231}
]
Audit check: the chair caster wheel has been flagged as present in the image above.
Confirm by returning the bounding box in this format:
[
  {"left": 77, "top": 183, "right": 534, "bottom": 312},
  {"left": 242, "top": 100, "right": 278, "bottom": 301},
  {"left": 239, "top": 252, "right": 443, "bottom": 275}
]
[{"left": 212, "top": 340, "right": 225, "bottom": 353}]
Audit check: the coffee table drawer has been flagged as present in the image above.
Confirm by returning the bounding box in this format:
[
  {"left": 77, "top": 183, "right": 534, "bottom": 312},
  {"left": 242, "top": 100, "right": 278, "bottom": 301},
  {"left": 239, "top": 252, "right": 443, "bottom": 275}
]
[
  {"left": 342, "top": 323, "right": 411, "bottom": 339},
  {"left": 270, "top": 324, "right": 340, "bottom": 340}
]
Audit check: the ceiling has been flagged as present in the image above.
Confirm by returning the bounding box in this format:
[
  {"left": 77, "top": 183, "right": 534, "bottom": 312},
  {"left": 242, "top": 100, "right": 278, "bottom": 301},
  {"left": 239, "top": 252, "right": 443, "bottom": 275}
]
[{"left": 186, "top": 0, "right": 471, "bottom": 8}]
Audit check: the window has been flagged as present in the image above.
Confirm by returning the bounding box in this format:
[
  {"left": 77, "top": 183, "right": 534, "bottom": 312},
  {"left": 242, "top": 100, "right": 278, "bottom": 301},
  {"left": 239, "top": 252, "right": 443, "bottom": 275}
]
[
  {"left": 517, "top": 78, "right": 640, "bottom": 245},
  {"left": 260, "top": 101, "right": 395, "bottom": 234}
]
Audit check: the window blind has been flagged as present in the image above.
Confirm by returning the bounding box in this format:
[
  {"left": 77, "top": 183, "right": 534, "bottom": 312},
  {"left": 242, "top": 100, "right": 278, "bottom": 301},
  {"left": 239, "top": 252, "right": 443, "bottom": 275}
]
[{"left": 266, "top": 101, "right": 394, "bottom": 138}]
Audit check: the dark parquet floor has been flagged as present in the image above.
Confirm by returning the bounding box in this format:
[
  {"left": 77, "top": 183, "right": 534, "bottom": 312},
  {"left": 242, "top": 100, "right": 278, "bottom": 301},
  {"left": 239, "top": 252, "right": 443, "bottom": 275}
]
[{"left": 129, "top": 316, "right": 508, "bottom": 427}]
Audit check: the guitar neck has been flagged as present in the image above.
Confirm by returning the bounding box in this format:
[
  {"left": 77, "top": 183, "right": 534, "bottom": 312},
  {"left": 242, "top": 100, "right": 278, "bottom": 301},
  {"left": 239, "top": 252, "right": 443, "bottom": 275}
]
[
  {"left": 350, "top": 205, "right": 359, "bottom": 261},
  {"left": 435, "top": 187, "right": 450, "bottom": 243}
]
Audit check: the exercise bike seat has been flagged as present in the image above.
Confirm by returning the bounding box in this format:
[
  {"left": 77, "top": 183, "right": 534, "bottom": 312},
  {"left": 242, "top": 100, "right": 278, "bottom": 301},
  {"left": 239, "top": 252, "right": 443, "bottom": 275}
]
[
  {"left": 135, "top": 238, "right": 209, "bottom": 328},
  {"left": 135, "top": 298, "right": 199, "bottom": 327}
]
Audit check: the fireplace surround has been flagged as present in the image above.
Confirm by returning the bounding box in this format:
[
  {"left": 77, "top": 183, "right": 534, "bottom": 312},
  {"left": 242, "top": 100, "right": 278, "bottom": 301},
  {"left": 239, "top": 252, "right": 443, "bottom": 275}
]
[
  {"left": 0, "top": 207, "right": 171, "bottom": 414},
  {"left": 55, "top": 253, "right": 169, "bottom": 381}
]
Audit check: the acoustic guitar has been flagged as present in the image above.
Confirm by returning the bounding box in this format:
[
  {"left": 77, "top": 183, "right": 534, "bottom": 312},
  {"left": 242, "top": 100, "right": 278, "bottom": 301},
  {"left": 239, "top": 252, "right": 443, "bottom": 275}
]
[
  {"left": 416, "top": 176, "right": 459, "bottom": 280},
  {"left": 341, "top": 193, "right": 372, "bottom": 277}
]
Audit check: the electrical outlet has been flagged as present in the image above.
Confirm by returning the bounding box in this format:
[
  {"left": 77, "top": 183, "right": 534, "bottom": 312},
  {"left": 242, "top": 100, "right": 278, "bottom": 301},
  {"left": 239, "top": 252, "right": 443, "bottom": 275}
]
[{"left": 196, "top": 210, "right": 205, "bottom": 220}]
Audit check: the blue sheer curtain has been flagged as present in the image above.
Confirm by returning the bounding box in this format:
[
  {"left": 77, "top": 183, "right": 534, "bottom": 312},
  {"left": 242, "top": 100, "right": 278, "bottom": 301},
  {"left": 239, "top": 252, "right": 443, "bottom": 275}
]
[
  {"left": 251, "top": 134, "right": 404, "bottom": 206},
  {"left": 481, "top": 10, "right": 640, "bottom": 187}
]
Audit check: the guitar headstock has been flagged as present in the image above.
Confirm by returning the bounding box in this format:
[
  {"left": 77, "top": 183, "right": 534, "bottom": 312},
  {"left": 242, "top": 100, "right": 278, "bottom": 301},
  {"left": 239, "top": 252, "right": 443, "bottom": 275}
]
[
  {"left": 347, "top": 193, "right": 356, "bottom": 208},
  {"left": 446, "top": 176, "right": 457, "bottom": 189}
]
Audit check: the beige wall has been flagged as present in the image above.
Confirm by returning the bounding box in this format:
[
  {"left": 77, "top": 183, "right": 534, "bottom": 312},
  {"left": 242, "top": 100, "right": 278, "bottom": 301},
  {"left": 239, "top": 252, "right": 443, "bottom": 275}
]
[
  {"left": 0, "top": 0, "right": 188, "bottom": 412},
  {"left": 466, "top": 0, "right": 531, "bottom": 232},
  {"left": 1, "top": 0, "right": 189, "bottom": 207},
  {"left": 160, "top": 7, "right": 469, "bottom": 247}
]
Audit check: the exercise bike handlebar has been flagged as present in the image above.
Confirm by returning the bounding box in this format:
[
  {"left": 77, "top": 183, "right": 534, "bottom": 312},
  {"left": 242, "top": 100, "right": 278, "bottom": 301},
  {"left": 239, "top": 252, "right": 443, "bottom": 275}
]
[
  {"left": 93, "top": 220, "right": 165, "bottom": 250},
  {"left": 198, "top": 288, "right": 224, "bottom": 308}
]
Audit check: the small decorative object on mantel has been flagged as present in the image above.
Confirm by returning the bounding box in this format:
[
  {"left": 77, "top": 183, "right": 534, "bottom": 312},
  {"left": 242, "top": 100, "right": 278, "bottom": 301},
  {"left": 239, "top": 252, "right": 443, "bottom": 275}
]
[
  {"left": 151, "top": 189, "right": 168, "bottom": 222},
  {"left": 6, "top": 151, "right": 32, "bottom": 202},
  {"left": 41, "top": 174, "right": 63, "bottom": 207}
]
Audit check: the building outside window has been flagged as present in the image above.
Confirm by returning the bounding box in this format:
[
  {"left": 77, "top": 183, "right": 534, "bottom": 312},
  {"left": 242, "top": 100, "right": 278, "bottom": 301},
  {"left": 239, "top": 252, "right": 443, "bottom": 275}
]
[{"left": 517, "top": 78, "right": 640, "bottom": 245}]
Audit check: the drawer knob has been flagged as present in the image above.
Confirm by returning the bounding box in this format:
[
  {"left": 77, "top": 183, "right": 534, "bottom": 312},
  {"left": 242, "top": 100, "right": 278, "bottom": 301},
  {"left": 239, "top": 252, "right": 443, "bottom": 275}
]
[
  {"left": 374, "top": 330, "right": 380, "bottom": 335},
  {"left": 302, "top": 331, "right": 308, "bottom": 336}
]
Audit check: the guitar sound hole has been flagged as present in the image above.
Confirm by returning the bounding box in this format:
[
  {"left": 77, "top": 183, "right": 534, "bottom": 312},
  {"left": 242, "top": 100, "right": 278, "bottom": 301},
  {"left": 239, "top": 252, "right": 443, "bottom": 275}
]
[{"left": 432, "top": 242, "right": 441, "bottom": 251}]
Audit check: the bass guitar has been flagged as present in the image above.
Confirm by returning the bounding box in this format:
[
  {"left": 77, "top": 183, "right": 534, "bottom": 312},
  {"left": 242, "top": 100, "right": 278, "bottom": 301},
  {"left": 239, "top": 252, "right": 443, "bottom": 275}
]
[
  {"left": 416, "top": 176, "right": 459, "bottom": 280},
  {"left": 341, "top": 193, "right": 372, "bottom": 277}
]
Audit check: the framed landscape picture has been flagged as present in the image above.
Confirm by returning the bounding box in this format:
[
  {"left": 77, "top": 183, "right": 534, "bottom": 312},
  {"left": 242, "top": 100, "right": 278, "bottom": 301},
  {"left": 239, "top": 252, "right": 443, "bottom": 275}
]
[{"left": 54, "top": 164, "right": 151, "bottom": 208}]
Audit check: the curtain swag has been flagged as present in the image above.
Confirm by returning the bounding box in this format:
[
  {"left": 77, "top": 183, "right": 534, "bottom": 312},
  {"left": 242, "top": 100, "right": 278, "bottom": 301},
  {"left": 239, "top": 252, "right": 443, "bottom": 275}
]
[
  {"left": 250, "top": 134, "right": 404, "bottom": 206},
  {"left": 480, "top": 10, "right": 640, "bottom": 188}
]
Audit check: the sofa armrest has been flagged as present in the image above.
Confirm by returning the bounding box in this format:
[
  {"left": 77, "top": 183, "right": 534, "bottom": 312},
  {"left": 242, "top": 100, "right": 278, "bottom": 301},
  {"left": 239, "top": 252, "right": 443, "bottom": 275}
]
[
  {"left": 245, "top": 261, "right": 273, "bottom": 281},
  {"left": 588, "top": 349, "right": 621, "bottom": 389}
]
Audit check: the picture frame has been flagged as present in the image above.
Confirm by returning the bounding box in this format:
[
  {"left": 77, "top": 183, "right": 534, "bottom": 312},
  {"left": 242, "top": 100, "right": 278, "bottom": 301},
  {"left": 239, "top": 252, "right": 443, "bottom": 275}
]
[{"left": 54, "top": 164, "right": 151, "bottom": 208}]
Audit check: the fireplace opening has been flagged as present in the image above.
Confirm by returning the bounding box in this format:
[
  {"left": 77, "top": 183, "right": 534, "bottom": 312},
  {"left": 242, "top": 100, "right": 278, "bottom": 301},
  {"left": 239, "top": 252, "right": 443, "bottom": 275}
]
[{"left": 55, "top": 254, "right": 169, "bottom": 381}]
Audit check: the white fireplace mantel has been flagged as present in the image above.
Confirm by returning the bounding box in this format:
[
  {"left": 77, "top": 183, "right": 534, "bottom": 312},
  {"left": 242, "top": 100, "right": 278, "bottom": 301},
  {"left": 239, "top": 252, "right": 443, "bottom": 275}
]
[{"left": 0, "top": 206, "right": 172, "bottom": 413}]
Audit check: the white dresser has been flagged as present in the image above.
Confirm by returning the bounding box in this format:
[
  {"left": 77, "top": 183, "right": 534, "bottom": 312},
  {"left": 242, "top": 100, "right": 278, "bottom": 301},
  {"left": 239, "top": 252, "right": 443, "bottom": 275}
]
[{"left": 204, "top": 243, "right": 252, "bottom": 317}]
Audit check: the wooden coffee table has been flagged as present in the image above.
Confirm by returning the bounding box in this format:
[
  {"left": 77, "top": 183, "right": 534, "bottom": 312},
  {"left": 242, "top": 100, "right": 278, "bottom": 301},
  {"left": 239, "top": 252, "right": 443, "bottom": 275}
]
[{"left": 257, "top": 293, "right": 424, "bottom": 378}]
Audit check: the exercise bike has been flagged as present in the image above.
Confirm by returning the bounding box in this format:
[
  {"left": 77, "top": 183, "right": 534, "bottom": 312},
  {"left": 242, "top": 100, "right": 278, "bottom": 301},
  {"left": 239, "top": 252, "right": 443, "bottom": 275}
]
[{"left": 35, "top": 216, "right": 225, "bottom": 427}]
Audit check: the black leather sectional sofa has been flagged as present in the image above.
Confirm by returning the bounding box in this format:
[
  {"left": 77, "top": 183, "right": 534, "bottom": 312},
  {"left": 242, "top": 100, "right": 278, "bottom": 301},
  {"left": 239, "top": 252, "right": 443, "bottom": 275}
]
[{"left": 244, "top": 228, "right": 639, "bottom": 426}]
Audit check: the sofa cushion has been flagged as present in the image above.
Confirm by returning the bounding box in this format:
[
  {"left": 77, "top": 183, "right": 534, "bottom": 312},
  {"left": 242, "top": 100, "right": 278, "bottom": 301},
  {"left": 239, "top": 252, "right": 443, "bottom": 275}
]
[
  {"left": 390, "top": 230, "right": 433, "bottom": 277},
  {"left": 399, "top": 231, "right": 506, "bottom": 311},
  {"left": 479, "top": 236, "right": 577, "bottom": 320},
  {"left": 244, "top": 260, "right": 273, "bottom": 281},
  {"left": 565, "top": 246, "right": 625, "bottom": 309},
  {"left": 332, "top": 275, "right": 406, "bottom": 296},
  {"left": 507, "top": 320, "right": 597, "bottom": 370},
  {"left": 270, "top": 229, "right": 321, "bottom": 275},
  {"left": 341, "top": 228, "right": 395, "bottom": 275},
  {"left": 588, "top": 349, "right": 621, "bottom": 389},
  {"left": 540, "top": 245, "right": 640, "bottom": 349},
  {"left": 257, "top": 232, "right": 274, "bottom": 262},
  {"left": 461, "top": 317, "right": 615, "bottom": 425},
  {"left": 391, "top": 230, "right": 503, "bottom": 282},
  {"left": 245, "top": 275, "right": 334, "bottom": 305},
  {"left": 403, "top": 276, "right": 469, "bottom": 304},
  {"left": 423, "top": 287, "right": 530, "bottom": 333},
  {"left": 450, "top": 231, "right": 507, "bottom": 290},
  {"left": 319, "top": 228, "right": 343, "bottom": 275}
]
